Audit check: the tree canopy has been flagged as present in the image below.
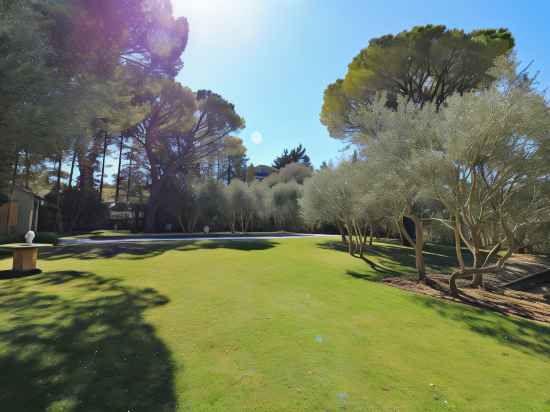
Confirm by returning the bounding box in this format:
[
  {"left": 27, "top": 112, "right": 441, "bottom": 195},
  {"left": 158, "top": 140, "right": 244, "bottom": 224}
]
[
  {"left": 312, "top": 55, "right": 550, "bottom": 291},
  {"left": 320, "top": 25, "right": 515, "bottom": 140},
  {"left": 39, "top": 0, "right": 189, "bottom": 77},
  {"left": 272, "top": 144, "right": 312, "bottom": 169},
  {"left": 133, "top": 83, "right": 245, "bottom": 231}
]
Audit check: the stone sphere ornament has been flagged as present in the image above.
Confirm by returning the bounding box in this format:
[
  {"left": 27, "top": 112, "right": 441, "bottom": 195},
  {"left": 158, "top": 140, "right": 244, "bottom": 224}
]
[
  {"left": 203, "top": 225, "right": 210, "bottom": 234},
  {"left": 25, "top": 230, "right": 36, "bottom": 245}
]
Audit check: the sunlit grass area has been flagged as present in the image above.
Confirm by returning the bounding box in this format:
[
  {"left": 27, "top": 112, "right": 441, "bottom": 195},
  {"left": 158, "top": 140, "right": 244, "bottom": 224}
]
[{"left": 1, "top": 237, "right": 549, "bottom": 411}]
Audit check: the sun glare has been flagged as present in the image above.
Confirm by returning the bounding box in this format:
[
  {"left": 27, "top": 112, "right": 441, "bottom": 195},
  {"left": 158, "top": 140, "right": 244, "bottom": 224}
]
[{"left": 171, "top": 0, "right": 265, "bottom": 46}]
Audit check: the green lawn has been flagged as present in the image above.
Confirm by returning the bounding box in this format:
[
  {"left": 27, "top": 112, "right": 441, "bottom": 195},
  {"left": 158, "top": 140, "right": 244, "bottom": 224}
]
[{"left": 0, "top": 237, "right": 549, "bottom": 411}]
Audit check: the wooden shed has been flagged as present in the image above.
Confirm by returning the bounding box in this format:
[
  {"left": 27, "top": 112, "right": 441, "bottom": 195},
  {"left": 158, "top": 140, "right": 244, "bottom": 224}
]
[{"left": 0, "top": 187, "right": 43, "bottom": 236}]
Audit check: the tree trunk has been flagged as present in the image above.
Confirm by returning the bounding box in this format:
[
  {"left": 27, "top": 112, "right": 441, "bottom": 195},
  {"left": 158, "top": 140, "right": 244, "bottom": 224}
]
[
  {"left": 454, "top": 214, "right": 465, "bottom": 270},
  {"left": 397, "top": 221, "right": 404, "bottom": 244},
  {"left": 471, "top": 272, "right": 483, "bottom": 287},
  {"left": 457, "top": 222, "right": 482, "bottom": 288},
  {"left": 399, "top": 215, "right": 425, "bottom": 281},
  {"left": 143, "top": 125, "right": 164, "bottom": 233},
  {"left": 369, "top": 224, "right": 374, "bottom": 246},
  {"left": 345, "top": 223, "right": 354, "bottom": 255},
  {"left": 98, "top": 132, "right": 108, "bottom": 202},
  {"left": 115, "top": 134, "right": 124, "bottom": 203},
  {"left": 352, "top": 220, "right": 367, "bottom": 257},
  {"left": 470, "top": 239, "right": 483, "bottom": 287},
  {"left": 68, "top": 149, "right": 76, "bottom": 189},
  {"left": 450, "top": 265, "right": 500, "bottom": 297},
  {"left": 68, "top": 200, "right": 82, "bottom": 234},
  {"left": 401, "top": 216, "right": 415, "bottom": 246},
  {"left": 126, "top": 147, "right": 133, "bottom": 203},
  {"left": 177, "top": 215, "right": 185, "bottom": 232},
  {"left": 226, "top": 156, "right": 231, "bottom": 185},
  {"left": 144, "top": 179, "right": 162, "bottom": 233},
  {"left": 413, "top": 216, "right": 426, "bottom": 281},
  {"left": 5, "top": 149, "right": 19, "bottom": 233},
  {"left": 337, "top": 222, "right": 347, "bottom": 245},
  {"left": 449, "top": 270, "right": 469, "bottom": 297},
  {"left": 144, "top": 200, "right": 159, "bottom": 233},
  {"left": 77, "top": 150, "right": 94, "bottom": 194},
  {"left": 55, "top": 155, "right": 64, "bottom": 234},
  {"left": 23, "top": 150, "right": 31, "bottom": 189}
]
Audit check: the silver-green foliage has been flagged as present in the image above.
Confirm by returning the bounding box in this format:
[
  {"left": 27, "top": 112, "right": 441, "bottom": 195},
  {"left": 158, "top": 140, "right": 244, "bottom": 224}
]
[{"left": 340, "top": 55, "right": 550, "bottom": 288}]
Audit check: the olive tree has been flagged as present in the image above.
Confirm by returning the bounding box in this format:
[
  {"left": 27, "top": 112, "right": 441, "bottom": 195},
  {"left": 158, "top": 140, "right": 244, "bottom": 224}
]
[
  {"left": 352, "top": 95, "right": 438, "bottom": 279},
  {"left": 249, "top": 181, "right": 273, "bottom": 230},
  {"left": 301, "top": 161, "right": 379, "bottom": 257},
  {"left": 264, "top": 162, "right": 313, "bottom": 187},
  {"left": 270, "top": 181, "right": 303, "bottom": 230},
  {"left": 173, "top": 177, "right": 228, "bottom": 232},
  {"left": 196, "top": 179, "right": 227, "bottom": 231},
  {"left": 414, "top": 58, "right": 550, "bottom": 294},
  {"left": 321, "top": 25, "right": 514, "bottom": 141},
  {"left": 224, "top": 180, "right": 255, "bottom": 232}
]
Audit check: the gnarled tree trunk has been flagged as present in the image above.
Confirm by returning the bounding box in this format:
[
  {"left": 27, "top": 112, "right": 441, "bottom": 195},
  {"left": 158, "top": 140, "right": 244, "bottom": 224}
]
[
  {"left": 453, "top": 213, "right": 465, "bottom": 270},
  {"left": 144, "top": 178, "right": 163, "bottom": 233},
  {"left": 399, "top": 214, "right": 425, "bottom": 281}
]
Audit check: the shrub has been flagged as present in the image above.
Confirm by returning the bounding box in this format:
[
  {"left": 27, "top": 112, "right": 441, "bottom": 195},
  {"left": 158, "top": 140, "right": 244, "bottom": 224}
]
[
  {"left": 0, "top": 234, "right": 18, "bottom": 245},
  {"left": 35, "top": 232, "right": 60, "bottom": 245},
  {"left": 0, "top": 192, "right": 9, "bottom": 206}
]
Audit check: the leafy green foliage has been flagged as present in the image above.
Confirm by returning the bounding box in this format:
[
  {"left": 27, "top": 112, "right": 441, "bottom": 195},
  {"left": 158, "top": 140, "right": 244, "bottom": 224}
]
[
  {"left": 0, "top": 1, "right": 78, "bottom": 178},
  {"left": 0, "top": 192, "right": 9, "bottom": 206},
  {"left": 218, "top": 136, "right": 248, "bottom": 184},
  {"left": 34, "top": 232, "right": 60, "bottom": 244},
  {"left": 135, "top": 83, "right": 245, "bottom": 231},
  {"left": 341, "top": 56, "right": 550, "bottom": 287},
  {"left": 321, "top": 25, "right": 515, "bottom": 140},
  {"left": 58, "top": 187, "right": 108, "bottom": 232},
  {"left": 272, "top": 144, "right": 311, "bottom": 169},
  {"left": 264, "top": 162, "right": 313, "bottom": 186},
  {"left": 38, "top": 0, "right": 189, "bottom": 77}
]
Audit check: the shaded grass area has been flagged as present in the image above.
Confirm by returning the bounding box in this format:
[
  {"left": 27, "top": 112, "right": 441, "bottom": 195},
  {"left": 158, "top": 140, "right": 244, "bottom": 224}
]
[
  {"left": 320, "top": 239, "right": 474, "bottom": 281},
  {"left": 41, "top": 239, "right": 279, "bottom": 261},
  {"left": 0, "top": 271, "right": 175, "bottom": 411},
  {"left": 62, "top": 230, "right": 295, "bottom": 241},
  {"left": 0, "top": 237, "right": 549, "bottom": 411},
  {"left": 325, "top": 239, "right": 550, "bottom": 323},
  {"left": 412, "top": 293, "right": 550, "bottom": 358}
]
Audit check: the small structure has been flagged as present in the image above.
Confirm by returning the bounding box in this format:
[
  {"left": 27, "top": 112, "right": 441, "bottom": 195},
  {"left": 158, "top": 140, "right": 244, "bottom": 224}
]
[
  {"left": 254, "top": 165, "right": 276, "bottom": 181},
  {"left": 0, "top": 187, "right": 43, "bottom": 236},
  {"left": 108, "top": 203, "right": 143, "bottom": 230},
  {"left": 1, "top": 232, "right": 51, "bottom": 274},
  {"left": 109, "top": 203, "right": 134, "bottom": 220}
]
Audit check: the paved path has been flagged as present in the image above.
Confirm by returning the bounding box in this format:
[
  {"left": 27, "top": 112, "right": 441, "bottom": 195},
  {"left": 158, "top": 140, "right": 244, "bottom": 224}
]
[{"left": 58, "top": 233, "right": 334, "bottom": 245}]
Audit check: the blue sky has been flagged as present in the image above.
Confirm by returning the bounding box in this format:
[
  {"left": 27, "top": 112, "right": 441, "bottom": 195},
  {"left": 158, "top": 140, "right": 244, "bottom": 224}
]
[{"left": 171, "top": 0, "right": 550, "bottom": 168}]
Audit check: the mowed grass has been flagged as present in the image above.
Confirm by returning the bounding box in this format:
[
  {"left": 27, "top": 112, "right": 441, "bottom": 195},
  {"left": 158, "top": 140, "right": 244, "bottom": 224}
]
[{"left": 0, "top": 237, "right": 549, "bottom": 411}]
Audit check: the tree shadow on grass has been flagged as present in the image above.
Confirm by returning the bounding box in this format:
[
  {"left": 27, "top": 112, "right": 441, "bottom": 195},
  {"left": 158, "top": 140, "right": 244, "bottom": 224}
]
[
  {"left": 42, "top": 239, "right": 279, "bottom": 261},
  {"left": 0, "top": 270, "right": 177, "bottom": 411},
  {"left": 345, "top": 269, "right": 389, "bottom": 282},
  {"left": 77, "top": 232, "right": 297, "bottom": 241},
  {"left": 319, "top": 239, "right": 473, "bottom": 281},
  {"left": 410, "top": 293, "right": 550, "bottom": 359},
  {"left": 319, "top": 239, "right": 550, "bottom": 354},
  {"left": 0, "top": 269, "right": 43, "bottom": 280}
]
